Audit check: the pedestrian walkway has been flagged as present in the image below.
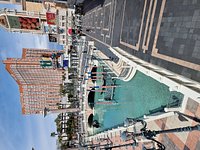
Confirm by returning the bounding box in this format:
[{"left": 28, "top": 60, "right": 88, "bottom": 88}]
[
  {"left": 85, "top": 97, "right": 200, "bottom": 150},
  {"left": 82, "top": 0, "right": 200, "bottom": 83},
  {"left": 147, "top": 97, "right": 200, "bottom": 150},
  {"left": 81, "top": 1, "right": 200, "bottom": 149}
]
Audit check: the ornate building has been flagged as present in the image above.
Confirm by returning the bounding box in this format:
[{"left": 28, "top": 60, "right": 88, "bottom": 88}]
[
  {"left": 0, "top": 8, "right": 46, "bottom": 34},
  {"left": 3, "top": 48, "right": 65, "bottom": 114}
]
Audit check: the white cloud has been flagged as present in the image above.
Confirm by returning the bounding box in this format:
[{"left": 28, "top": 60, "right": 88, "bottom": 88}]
[{"left": 30, "top": 116, "right": 57, "bottom": 150}]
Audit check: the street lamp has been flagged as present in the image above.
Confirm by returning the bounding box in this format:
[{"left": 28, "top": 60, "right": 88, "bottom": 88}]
[
  {"left": 43, "top": 106, "right": 80, "bottom": 117},
  {"left": 43, "top": 107, "right": 49, "bottom": 117},
  {"left": 121, "top": 118, "right": 200, "bottom": 150}
]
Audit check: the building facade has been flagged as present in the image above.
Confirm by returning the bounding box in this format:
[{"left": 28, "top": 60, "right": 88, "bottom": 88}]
[
  {"left": 48, "top": 8, "right": 75, "bottom": 46},
  {"left": 22, "top": 0, "right": 44, "bottom": 13},
  {"left": 0, "top": 8, "right": 46, "bottom": 34},
  {"left": 3, "top": 48, "right": 65, "bottom": 114},
  {"left": 57, "top": 8, "right": 67, "bottom": 46},
  {"left": 0, "top": 0, "right": 21, "bottom": 5}
]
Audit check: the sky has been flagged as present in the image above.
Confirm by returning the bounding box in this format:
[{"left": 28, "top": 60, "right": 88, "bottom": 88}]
[{"left": 0, "top": 4, "right": 63, "bottom": 150}]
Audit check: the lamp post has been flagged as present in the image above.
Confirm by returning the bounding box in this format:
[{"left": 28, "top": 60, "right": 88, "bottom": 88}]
[
  {"left": 43, "top": 107, "right": 80, "bottom": 117},
  {"left": 43, "top": 107, "right": 49, "bottom": 118},
  {"left": 121, "top": 118, "right": 200, "bottom": 150}
]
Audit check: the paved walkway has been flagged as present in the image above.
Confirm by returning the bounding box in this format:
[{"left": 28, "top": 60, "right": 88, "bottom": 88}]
[
  {"left": 87, "top": 97, "right": 200, "bottom": 150},
  {"left": 147, "top": 97, "right": 200, "bottom": 150},
  {"left": 82, "top": 0, "right": 200, "bottom": 83},
  {"left": 81, "top": 1, "right": 200, "bottom": 149}
]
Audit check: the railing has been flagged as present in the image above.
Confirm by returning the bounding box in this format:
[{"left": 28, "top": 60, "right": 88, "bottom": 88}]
[{"left": 110, "top": 47, "right": 200, "bottom": 100}]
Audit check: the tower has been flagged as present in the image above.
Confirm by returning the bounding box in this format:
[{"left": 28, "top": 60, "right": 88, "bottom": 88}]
[{"left": 3, "top": 48, "right": 65, "bottom": 115}]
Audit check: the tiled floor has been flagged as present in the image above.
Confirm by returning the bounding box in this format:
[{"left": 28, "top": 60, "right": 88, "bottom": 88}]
[
  {"left": 82, "top": 0, "right": 200, "bottom": 82},
  {"left": 88, "top": 98, "right": 200, "bottom": 149}
]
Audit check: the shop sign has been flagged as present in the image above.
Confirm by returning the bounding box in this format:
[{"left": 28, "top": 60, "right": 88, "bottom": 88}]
[
  {"left": 7, "top": 16, "right": 40, "bottom": 30},
  {"left": 48, "top": 34, "right": 57, "bottom": 42},
  {"left": 40, "top": 57, "right": 52, "bottom": 68},
  {"left": 46, "top": 12, "right": 56, "bottom": 25}
]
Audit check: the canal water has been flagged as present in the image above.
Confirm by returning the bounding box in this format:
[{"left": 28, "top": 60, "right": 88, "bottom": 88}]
[{"left": 93, "top": 70, "right": 183, "bottom": 134}]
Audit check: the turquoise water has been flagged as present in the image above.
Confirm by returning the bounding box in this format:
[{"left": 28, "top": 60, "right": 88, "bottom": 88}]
[{"left": 93, "top": 71, "right": 183, "bottom": 133}]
